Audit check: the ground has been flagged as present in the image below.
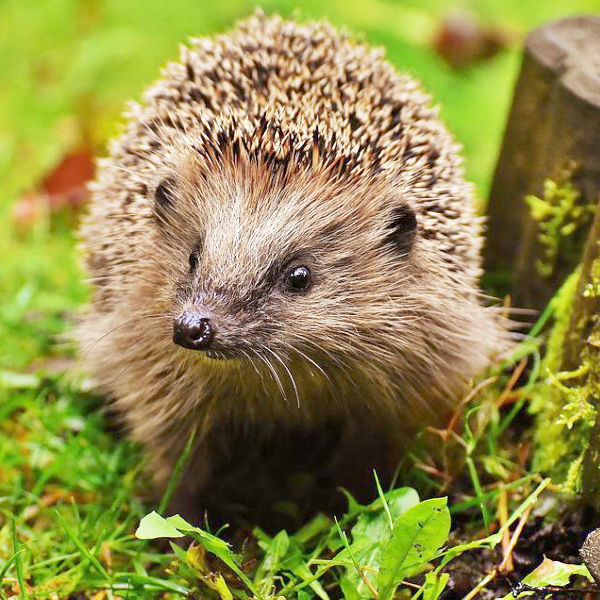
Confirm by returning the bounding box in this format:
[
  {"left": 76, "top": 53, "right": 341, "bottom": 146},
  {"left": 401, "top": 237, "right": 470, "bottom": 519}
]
[{"left": 1, "top": 0, "right": 599, "bottom": 598}]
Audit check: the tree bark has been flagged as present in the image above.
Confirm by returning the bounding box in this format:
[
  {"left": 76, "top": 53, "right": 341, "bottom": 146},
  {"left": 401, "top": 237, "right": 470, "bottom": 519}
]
[{"left": 484, "top": 15, "right": 600, "bottom": 311}]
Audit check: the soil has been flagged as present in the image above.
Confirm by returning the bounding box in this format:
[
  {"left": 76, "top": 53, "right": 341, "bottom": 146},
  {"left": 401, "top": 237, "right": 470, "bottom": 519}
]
[{"left": 442, "top": 508, "right": 599, "bottom": 599}]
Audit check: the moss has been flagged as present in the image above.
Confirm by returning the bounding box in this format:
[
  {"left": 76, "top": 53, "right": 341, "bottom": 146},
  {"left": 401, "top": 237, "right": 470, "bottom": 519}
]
[
  {"left": 531, "top": 257, "right": 600, "bottom": 493},
  {"left": 583, "top": 257, "right": 600, "bottom": 299},
  {"left": 534, "top": 268, "right": 580, "bottom": 374},
  {"left": 530, "top": 270, "right": 583, "bottom": 491},
  {"left": 526, "top": 166, "right": 595, "bottom": 278}
]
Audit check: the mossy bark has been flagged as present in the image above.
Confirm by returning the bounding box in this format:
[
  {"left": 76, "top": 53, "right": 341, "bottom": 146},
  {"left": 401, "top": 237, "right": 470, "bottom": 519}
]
[
  {"left": 571, "top": 209, "right": 600, "bottom": 508},
  {"left": 529, "top": 189, "right": 600, "bottom": 501},
  {"left": 529, "top": 270, "right": 590, "bottom": 491},
  {"left": 483, "top": 16, "right": 600, "bottom": 499}
]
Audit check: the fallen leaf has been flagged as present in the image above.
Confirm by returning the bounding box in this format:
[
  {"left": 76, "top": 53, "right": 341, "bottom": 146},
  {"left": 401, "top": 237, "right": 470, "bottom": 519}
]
[
  {"left": 433, "top": 12, "right": 510, "bottom": 70},
  {"left": 13, "top": 148, "right": 95, "bottom": 227}
]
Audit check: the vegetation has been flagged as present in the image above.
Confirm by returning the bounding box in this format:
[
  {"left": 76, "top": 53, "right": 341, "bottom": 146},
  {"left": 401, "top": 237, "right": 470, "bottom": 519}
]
[
  {"left": 526, "top": 173, "right": 595, "bottom": 279},
  {"left": 2, "top": 0, "right": 599, "bottom": 597}
]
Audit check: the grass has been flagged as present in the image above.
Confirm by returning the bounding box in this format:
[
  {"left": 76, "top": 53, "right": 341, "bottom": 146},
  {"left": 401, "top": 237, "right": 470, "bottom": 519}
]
[
  {"left": 0, "top": 341, "right": 588, "bottom": 598},
  {"left": 1, "top": 0, "right": 598, "bottom": 597}
]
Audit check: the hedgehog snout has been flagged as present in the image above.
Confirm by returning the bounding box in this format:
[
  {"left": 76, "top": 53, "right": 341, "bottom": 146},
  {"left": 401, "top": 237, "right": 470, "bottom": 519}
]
[{"left": 173, "top": 310, "right": 215, "bottom": 351}]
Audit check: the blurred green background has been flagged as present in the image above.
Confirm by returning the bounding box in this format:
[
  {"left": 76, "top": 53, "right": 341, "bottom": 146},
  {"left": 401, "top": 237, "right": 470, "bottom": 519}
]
[{"left": 0, "top": 0, "right": 598, "bottom": 368}]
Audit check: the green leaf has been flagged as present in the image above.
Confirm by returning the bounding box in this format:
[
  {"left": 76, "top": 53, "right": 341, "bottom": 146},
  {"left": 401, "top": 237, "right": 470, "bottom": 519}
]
[
  {"left": 285, "top": 540, "right": 330, "bottom": 600},
  {"left": 502, "top": 558, "right": 593, "bottom": 599},
  {"left": 214, "top": 574, "right": 234, "bottom": 600},
  {"left": 340, "top": 570, "right": 370, "bottom": 600},
  {"left": 385, "top": 488, "right": 420, "bottom": 521},
  {"left": 377, "top": 498, "right": 451, "bottom": 600},
  {"left": 352, "top": 488, "right": 420, "bottom": 547},
  {"left": 135, "top": 511, "right": 184, "bottom": 539},
  {"left": 422, "top": 571, "right": 450, "bottom": 600},
  {"left": 169, "top": 541, "right": 189, "bottom": 563},
  {"left": 255, "top": 530, "right": 290, "bottom": 581},
  {"left": 293, "top": 513, "right": 332, "bottom": 546},
  {"left": 112, "top": 572, "right": 191, "bottom": 594},
  {"left": 338, "top": 487, "right": 420, "bottom": 599},
  {"left": 374, "top": 471, "right": 393, "bottom": 531}
]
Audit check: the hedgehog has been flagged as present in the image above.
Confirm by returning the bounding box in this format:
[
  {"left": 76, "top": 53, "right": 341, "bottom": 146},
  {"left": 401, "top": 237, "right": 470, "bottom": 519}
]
[{"left": 77, "top": 12, "right": 509, "bottom": 516}]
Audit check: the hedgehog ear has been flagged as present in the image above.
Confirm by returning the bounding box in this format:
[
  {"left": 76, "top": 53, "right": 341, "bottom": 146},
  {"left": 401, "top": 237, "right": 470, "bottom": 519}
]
[
  {"left": 154, "top": 177, "right": 177, "bottom": 221},
  {"left": 387, "top": 205, "right": 418, "bottom": 254}
]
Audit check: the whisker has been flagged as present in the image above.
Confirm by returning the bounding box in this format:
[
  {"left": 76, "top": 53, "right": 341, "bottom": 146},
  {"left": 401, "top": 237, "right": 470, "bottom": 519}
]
[
  {"left": 266, "top": 347, "right": 300, "bottom": 409},
  {"left": 243, "top": 348, "right": 270, "bottom": 397},
  {"left": 107, "top": 360, "right": 134, "bottom": 388},
  {"left": 290, "top": 345, "right": 332, "bottom": 388},
  {"left": 257, "top": 344, "right": 288, "bottom": 406}
]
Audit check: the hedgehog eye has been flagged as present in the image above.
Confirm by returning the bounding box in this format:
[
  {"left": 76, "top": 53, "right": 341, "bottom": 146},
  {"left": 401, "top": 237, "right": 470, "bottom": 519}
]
[
  {"left": 387, "top": 206, "right": 417, "bottom": 254},
  {"left": 154, "top": 177, "right": 176, "bottom": 214},
  {"left": 284, "top": 265, "right": 311, "bottom": 293}
]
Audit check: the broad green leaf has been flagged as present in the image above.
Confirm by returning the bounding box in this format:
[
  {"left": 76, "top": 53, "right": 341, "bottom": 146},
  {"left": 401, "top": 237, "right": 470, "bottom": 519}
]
[
  {"left": 352, "top": 488, "right": 420, "bottom": 547},
  {"left": 337, "top": 523, "right": 385, "bottom": 599},
  {"left": 502, "top": 558, "right": 593, "bottom": 599},
  {"left": 165, "top": 513, "right": 206, "bottom": 532},
  {"left": 338, "top": 487, "right": 420, "bottom": 599},
  {"left": 377, "top": 498, "right": 451, "bottom": 600},
  {"left": 135, "top": 511, "right": 184, "bottom": 539},
  {"left": 135, "top": 511, "right": 183, "bottom": 540},
  {"left": 385, "top": 488, "right": 421, "bottom": 521}
]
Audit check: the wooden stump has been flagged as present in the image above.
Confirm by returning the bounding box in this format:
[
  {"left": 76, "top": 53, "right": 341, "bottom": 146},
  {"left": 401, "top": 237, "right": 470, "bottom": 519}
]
[{"left": 484, "top": 15, "right": 600, "bottom": 311}]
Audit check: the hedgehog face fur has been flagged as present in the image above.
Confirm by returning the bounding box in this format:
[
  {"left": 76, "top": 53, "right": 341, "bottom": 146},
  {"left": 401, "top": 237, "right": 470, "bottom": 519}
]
[
  {"left": 77, "top": 13, "right": 510, "bottom": 503},
  {"left": 155, "top": 150, "right": 423, "bottom": 366}
]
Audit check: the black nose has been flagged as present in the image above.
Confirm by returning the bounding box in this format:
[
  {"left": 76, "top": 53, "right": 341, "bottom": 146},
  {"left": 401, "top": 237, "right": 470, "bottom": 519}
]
[{"left": 173, "top": 311, "right": 214, "bottom": 350}]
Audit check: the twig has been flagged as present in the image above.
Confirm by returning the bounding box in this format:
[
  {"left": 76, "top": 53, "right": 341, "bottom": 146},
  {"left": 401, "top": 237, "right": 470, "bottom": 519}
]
[
  {"left": 513, "top": 582, "right": 599, "bottom": 597},
  {"left": 496, "top": 358, "right": 528, "bottom": 409},
  {"left": 499, "top": 505, "right": 533, "bottom": 573},
  {"left": 430, "top": 376, "right": 498, "bottom": 442},
  {"left": 498, "top": 487, "right": 514, "bottom": 573},
  {"left": 334, "top": 520, "right": 378, "bottom": 600},
  {"left": 412, "top": 461, "right": 447, "bottom": 479}
]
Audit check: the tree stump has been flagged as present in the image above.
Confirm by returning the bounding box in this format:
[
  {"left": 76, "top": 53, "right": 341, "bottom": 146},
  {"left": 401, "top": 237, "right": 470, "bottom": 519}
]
[{"left": 484, "top": 15, "right": 600, "bottom": 311}]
